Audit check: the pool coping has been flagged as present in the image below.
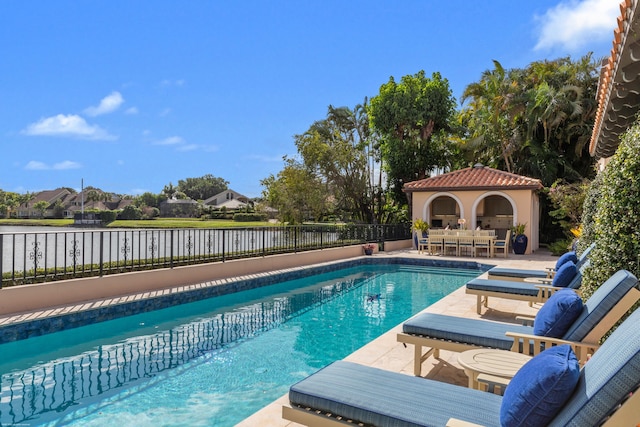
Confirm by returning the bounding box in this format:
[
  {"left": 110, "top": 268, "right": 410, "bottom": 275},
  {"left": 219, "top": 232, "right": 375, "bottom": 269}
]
[{"left": 0, "top": 255, "right": 494, "bottom": 344}]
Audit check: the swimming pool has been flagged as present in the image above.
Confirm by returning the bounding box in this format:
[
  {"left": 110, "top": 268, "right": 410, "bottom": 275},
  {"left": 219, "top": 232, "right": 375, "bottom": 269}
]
[{"left": 0, "top": 260, "right": 483, "bottom": 426}]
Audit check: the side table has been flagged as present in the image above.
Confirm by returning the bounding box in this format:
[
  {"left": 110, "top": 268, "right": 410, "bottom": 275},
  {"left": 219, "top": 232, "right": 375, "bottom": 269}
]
[{"left": 458, "top": 348, "right": 531, "bottom": 392}]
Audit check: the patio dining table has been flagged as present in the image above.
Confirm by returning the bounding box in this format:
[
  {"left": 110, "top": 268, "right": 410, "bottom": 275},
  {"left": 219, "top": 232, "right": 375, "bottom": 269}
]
[{"left": 423, "top": 230, "right": 496, "bottom": 257}]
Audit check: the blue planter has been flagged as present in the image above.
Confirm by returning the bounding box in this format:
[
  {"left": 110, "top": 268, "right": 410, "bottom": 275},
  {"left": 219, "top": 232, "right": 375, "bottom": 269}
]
[{"left": 512, "top": 234, "right": 528, "bottom": 255}]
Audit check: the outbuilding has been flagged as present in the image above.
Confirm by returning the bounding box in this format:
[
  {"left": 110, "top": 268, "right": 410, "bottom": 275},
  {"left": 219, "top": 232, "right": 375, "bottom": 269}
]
[{"left": 403, "top": 164, "right": 543, "bottom": 254}]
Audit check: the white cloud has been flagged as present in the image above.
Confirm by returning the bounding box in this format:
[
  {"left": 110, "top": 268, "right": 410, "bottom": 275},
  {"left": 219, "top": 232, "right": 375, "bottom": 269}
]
[
  {"left": 203, "top": 145, "right": 220, "bottom": 152},
  {"left": 534, "top": 0, "right": 620, "bottom": 51},
  {"left": 22, "top": 114, "right": 116, "bottom": 140},
  {"left": 159, "top": 108, "right": 172, "bottom": 117},
  {"left": 249, "top": 154, "right": 286, "bottom": 162},
  {"left": 160, "top": 79, "right": 185, "bottom": 87},
  {"left": 24, "top": 160, "right": 81, "bottom": 170},
  {"left": 154, "top": 136, "right": 185, "bottom": 146},
  {"left": 25, "top": 161, "right": 48, "bottom": 170},
  {"left": 84, "top": 91, "right": 124, "bottom": 116},
  {"left": 125, "top": 106, "right": 139, "bottom": 115},
  {"left": 53, "top": 160, "right": 81, "bottom": 170},
  {"left": 177, "top": 144, "right": 199, "bottom": 152}
]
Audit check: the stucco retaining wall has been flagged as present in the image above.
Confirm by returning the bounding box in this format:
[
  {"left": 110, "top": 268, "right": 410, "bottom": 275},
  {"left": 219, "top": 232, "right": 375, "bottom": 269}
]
[{"left": 0, "top": 240, "right": 412, "bottom": 316}]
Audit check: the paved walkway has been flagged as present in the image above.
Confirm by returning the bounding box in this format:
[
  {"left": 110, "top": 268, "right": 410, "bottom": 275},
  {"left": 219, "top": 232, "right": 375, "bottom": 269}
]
[{"left": 237, "top": 248, "right": 557, "bottom": 427}]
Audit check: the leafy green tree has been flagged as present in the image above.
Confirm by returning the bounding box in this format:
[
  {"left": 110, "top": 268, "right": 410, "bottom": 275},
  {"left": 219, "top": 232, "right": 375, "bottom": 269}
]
[
  {"left": 261, "top": 157, "right": 329, "bottom": 224},
  {"left": 458, "top": 56, "right": 598, "bottom": 186},
  {"left": 177, "top": 174, "right": 228, "bottom": 200},
  {"left": 368, "top": 70, "right": 456, "bottom": 203},
  {"left": 135, "top": 192, "right": 162, "bottom": 208},
  {"left": 459, "top": 60, "right": 520, "bottom": 172},
  {"left": 0, "top": 190, "right": 21, "bottom": 218},
  {"left": 118, "top": 205, "right": 143, "bottom": 220},
  {"left": 162, "top": 183, "right": 177, "bottom": 199},
  {"left": 295, "top": 103, "right": 380, "bottom": 223},
  {"left": 546, "top": 179, "right": 589, "bottom": 236},
  {"left": 33, "top": 200, "right": 49, "bottom": 217}
]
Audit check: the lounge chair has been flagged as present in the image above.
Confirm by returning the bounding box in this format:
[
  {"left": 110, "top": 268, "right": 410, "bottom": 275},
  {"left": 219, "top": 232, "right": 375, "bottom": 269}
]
[
  {"left": 283, "top": 305, "right": 640, "bottom": 427},
  {"left": 397, "top": 270, "right": 639, "bottom": 376},
  {"left": 487, "top": 243, "right": 593, "bottom": 282},
  {"left": 466, "top": 259, "right": 583, "bottom": 314}
]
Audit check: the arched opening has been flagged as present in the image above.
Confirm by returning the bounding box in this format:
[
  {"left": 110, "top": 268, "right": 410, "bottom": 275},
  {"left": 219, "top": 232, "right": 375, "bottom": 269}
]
[
  {"left": 474, "top": 194, "right": 515, "bottom": 239},
  {"left": 428, "top": 195, "right": 461, "bottom": 229}
]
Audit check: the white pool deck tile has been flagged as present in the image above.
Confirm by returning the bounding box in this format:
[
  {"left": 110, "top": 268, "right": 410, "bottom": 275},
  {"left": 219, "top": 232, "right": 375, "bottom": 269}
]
[{"left": 236, "top": 248, "right": 557, "bottom": 427}]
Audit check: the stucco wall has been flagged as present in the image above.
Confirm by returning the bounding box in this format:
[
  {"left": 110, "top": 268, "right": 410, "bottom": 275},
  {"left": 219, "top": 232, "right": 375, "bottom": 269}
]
[
  {"left": 411, "top": 189, "right": 539, "bottom": 254},
  {"left": 0, "top": 241, "right": 412, "bottom": 316}
]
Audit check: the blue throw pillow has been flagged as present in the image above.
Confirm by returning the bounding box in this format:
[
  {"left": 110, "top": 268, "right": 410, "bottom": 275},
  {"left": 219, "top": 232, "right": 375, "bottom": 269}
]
[
  {"left": 533, "top": 289, "right": 583, "bottom": 337},
  {"left": 555, "top": 251, "right": 578, "bottom": 270},
  {"left": 551, "top": 261, "right": 577, "bottom": 288},
  {"left": 500, "top": 345, "right": 580, "bottom": 427}
]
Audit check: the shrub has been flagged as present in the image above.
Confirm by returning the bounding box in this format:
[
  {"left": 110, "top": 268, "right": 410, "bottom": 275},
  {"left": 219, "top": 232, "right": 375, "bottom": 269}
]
[
  {"left": 576, "top": 171, "right": 603, "bottom": 255},
  {"left": 118, "top": 205, "right": 143, "bottom": 220},
  {"left": 233, "top": 212, "right": 267, "bottom": 222},
  {"left": 99, "top": 210, "right": 118, "bottom": 224},
  {"left": 581, "top": 121, "right": 640, "bottom": 303}
]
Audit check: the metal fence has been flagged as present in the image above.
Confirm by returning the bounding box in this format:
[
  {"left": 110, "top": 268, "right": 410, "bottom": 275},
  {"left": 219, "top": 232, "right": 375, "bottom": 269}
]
[{"left": 0, "top": 224, "right": 410, "bottom": 287}]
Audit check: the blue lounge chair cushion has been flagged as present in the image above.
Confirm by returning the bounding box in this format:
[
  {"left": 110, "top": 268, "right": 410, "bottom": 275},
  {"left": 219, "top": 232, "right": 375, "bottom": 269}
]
[
  {"left": 466, "top": 278, "right": 541, "bottom": 297},
  {"left": 500, "top": 345, "right": 580, "bottom": 427},
  {"left": 533, "top": 289, "right": 583, "bottom": 337},
  {"left": 555, "top": 251, "right": 578, "bottom": 270},
  {"left": 403, "top": 313, "right": 532, "bottom": 350},
  {"left": 551, "top": 261, "right": 577, "bottom": 288},
  {"left": 563, "top": 270, "right": 638, "bottom": 342},
  {"left": 551, "top": 305, "right": 640, "bottom": 425},
  {"left": 289, "top": 360, "right": 502, "bottom": 427},
  {"left": 487, "top": 267, "right": 548, "bottom": 280}
]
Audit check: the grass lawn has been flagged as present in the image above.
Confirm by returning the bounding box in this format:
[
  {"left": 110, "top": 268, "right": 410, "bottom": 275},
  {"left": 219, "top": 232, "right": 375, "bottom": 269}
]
[{"left": 0, "top": 218, "right": 276, "bottom": 229}]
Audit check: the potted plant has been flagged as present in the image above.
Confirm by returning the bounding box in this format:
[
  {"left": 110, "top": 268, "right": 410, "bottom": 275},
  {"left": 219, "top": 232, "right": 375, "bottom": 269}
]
[
  {"left": 362, "top": 243, "right": 375, "bottom": 255},
  {"left": 413, "top": 218, "right": 430, "bottom": 249},
  {"left": 511, "top": 223, "right": 528, "bottom": 254}
]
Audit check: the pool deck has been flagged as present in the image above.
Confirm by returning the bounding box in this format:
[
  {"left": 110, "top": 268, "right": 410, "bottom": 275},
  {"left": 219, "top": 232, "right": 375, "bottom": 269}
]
[{"left": 237, "top": 248, "right": 557, "bottom": 427}]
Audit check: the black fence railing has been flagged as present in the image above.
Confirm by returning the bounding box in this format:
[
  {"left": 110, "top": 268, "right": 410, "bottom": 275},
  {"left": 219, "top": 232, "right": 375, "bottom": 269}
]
[{"left": 0, "top": 224, "right": 411, "bottom": 287}]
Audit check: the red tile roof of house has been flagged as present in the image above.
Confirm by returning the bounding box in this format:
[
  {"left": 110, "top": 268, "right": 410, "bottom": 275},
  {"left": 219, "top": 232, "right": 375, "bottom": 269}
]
[
  {"left": 590, "top": 0, "right": 638, "bottom": 159},
  {"left": 403, "top": 164, "right": 543, "bottom": 192}
]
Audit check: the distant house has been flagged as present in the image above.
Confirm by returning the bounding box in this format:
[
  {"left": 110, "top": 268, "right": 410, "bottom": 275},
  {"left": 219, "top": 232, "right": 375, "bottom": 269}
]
[
  {"left": 202, "top": 189, "right": 250, "bottom": 210},
  {"left": 64, "top": 191, "right": 133, "bottom": 218},
  {"left": 159, "top": 198, "right": 199, "bottom": 217},
  {"left": 17, "top": 188, "right": 73, "bottom": 218},
  {"left": 17, "top": 188, "right": 133, "bottom": 219}
]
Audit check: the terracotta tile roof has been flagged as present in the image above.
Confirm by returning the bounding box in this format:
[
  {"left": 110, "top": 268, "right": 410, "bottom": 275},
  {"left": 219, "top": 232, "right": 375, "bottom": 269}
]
[
  {"left": 403, "top": 164, "right": 543, "bottom": 192},
  {"left": 590, "top": 0, "right": 639, "bottom": 159}
]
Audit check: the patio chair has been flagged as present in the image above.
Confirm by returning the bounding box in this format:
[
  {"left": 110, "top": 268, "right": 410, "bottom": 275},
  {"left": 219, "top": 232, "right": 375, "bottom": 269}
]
[
  {"left": 457, "top": 235, "right": 475, "bottom": 257},
  {"left": 473, "top": 235, "right": 493, "bottom": 258},
  {"left": 488, "top": 243, "right": 593, "bottom": 282},
  {"left": 417, "top": 232, "right": 429, "bottom": 254},
  {"left": 491, "top": 229, "right": 510, "bottom": 258},
  {"left": 397, "top": 269, "right": 639, "bottom": 376},
  {"left": 466, "top": 259, "right": 583, "bottom": 314},
  {"left": 443, "top": 233, "right": 458, "bottom": 256},
  {"left": 283, "top": 305, "right": 640, "bottom": 427},
  {"left": 428, "top": 230, "right": 444, "bottom": 255}
]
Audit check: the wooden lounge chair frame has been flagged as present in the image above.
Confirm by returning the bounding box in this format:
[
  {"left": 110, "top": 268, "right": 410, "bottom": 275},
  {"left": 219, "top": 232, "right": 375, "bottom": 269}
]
[
  {"left": 397, "top": 275, "right": 640, "bottom": 376},
  {"left": 466, "top": 267, "right": 584, "bottom": 314}
]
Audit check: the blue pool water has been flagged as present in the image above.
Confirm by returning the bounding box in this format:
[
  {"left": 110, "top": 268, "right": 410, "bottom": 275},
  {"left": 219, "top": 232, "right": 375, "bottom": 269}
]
[{"left": 0, "top": 263, "right": 481, "bottom": 426}]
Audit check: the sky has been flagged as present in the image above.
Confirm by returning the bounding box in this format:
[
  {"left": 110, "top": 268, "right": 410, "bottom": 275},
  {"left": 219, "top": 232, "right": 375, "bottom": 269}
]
[{"left": 0, "top": 0, "right": 622, "bottom": 198}]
